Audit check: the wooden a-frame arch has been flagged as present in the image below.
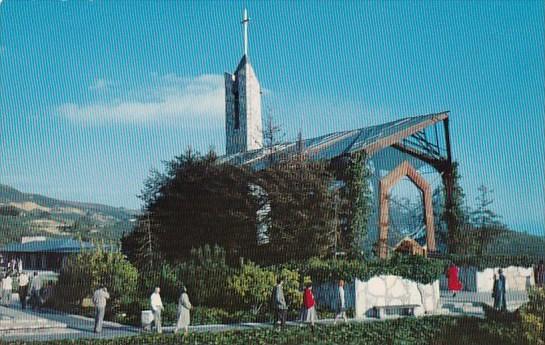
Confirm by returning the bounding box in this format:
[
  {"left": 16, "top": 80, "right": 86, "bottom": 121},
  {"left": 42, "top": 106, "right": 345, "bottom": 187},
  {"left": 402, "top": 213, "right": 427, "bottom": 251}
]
[{"left": 377, "top": 160, "right": 436, "bottom": 259}]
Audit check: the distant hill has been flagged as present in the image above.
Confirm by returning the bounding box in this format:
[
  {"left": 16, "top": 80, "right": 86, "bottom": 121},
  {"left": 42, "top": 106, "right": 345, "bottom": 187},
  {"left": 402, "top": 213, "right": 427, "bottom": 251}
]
[
  {"left": 0, "top": 184, "right": 138, "bottom": 245},
  {"left": 485, "top": 228, "right": 545, "bottom": 257}
]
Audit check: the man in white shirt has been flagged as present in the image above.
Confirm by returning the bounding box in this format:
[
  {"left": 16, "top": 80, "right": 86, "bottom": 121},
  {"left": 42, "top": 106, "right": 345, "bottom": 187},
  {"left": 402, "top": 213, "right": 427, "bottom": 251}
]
[
  {"left": 92, "top": 287, "right": 110, "bottom": 333},
  {"left": 18, "top": 272, "right": 29, "bottom": 309},
  {"left": 29, "top": 272, "right": 42, "bottom": 311},
  {"left": 150, "top": 287, "right": 164, "bottom": 333},
  {"left": 1, "top": 274, "right": 13, "bottom": 306},
  {"left": 17, "top": 259, "right": 23, "bottom": 274},
  {"left": 334, "top": 279, "right": 348, "bottom": 325}
]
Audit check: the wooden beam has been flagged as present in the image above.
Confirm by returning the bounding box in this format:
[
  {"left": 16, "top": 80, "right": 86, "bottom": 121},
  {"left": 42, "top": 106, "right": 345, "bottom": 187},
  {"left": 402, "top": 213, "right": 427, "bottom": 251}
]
[
  {"left": 391, "top": 142, "right": 449, "bottom": 172},
  {"left": 365, "top": 112, "right": 449, "bottom": 157}
]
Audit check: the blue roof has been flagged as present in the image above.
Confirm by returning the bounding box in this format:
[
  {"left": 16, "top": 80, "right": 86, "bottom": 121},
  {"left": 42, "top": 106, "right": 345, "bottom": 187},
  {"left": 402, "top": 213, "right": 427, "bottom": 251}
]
[
  {"left": 0, "top": 239, "right": 94, "bottom": 253},
  {"left": 218, "top": 112, "right": 449, "bottom": 170}
]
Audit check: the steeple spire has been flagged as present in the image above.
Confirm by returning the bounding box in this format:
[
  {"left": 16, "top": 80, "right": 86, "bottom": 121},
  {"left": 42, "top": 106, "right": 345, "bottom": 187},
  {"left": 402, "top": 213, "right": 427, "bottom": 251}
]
[
  {"left": 225, "top": 6, "right": 263, "bottom": 155},
  {"left": 242, "top": 8, "right": 249, "bottom": 56}
]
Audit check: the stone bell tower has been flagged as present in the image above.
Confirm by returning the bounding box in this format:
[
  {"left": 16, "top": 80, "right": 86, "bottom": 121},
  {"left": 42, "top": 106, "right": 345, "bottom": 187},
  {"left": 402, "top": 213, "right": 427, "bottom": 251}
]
[{"left": 225, "top": 8, "right": 263, "bottom": 155}]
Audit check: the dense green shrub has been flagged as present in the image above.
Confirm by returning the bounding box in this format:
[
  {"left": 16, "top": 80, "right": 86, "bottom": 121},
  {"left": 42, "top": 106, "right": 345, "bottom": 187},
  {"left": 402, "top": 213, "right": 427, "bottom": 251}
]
[
  {"left": 192, "top": 307, "right": 233, "bottom": 325},
  {"left": 54, "top": 249, "right": 138, "bottom": 315},
  {"left": 520, "top": 287, "right": 545, "bottom": 345},
  {"left": 227, "top": 262, "right": 275, "bottom": 314},
  {"left": 138, "top": 245, "right": 236, "bottom": 308},
  {"left": 292, "top": 255, "right": 445, "bottom": 285},
  {"left": 227, "top": 263, "right": 302, "bottom": 314},
  {"left": 482, "top": 304, "right": 520, "bottom": 323}
]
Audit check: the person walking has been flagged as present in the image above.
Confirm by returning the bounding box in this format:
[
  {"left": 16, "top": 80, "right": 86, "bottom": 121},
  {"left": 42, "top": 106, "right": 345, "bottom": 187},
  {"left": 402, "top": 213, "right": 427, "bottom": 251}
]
[
  {"left": 300, "top": 282, "right": 317, "bottom": 332},
  {"left": 150, "top": 287, "right": 164, "bottom": 334},
  {"left": 29, "top": 272, "right": 42, "bottom": 311},
  {"left": 492, "top": 274, "right": 500, "bottom": 310},
  {"left": 0, "top": 274, "right": 6, "bottom": 305},
  {"left": 1, "top": 274, "right": 12, "bottom": 306},
  {"left": 534, "top": 260, "right": 545, "bottom": 287},
  {"left": 18, "top": 271, "right": 29, "bottom": 309},
  {"left": 446, "top": 263, "right": 463, "bottom": 297},
  {"left": 92, "top": 287, "right": 110, "bottom": 333},
  {"left": 174, "top": 286, "right": 192, "bottom": 336},
  {"left": 496, "top": 269, "right": 507, "bottom": 311},
  {"left": 334, "top": 279, "right": 348, "bottom": 325},
  {"left": 272, "top": 277, "right": 288, "bottom": 328}
]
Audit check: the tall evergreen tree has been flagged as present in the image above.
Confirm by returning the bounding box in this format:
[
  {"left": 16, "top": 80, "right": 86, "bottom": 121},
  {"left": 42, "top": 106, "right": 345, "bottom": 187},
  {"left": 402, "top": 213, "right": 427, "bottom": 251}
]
[
  {"left": 470, "top": 184, "right": 505, "bottom": 255},
  {"left": 442, "top": 162, "right": 472, "bottom": 254},
  {"left": 122, "top": 148, "right": 261, "bottom": 267},
  {"left": 471, "top": 185, "right": 503, "bottom": 228}
]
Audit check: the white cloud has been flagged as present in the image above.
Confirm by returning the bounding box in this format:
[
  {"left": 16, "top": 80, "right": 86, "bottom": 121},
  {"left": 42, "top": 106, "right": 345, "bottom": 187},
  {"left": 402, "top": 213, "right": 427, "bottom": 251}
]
[
  {"left": 59, "top": 74, "right": 224, "bottom": 125},
  {"left": 89, "top": 78, "right": 114, "bottom": 91}
]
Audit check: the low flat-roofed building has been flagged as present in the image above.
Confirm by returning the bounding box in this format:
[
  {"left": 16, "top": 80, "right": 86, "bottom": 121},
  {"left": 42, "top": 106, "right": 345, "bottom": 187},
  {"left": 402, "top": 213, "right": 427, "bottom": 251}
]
[{"left": 0, "top": 237, "right": 94, "bottom": 272}]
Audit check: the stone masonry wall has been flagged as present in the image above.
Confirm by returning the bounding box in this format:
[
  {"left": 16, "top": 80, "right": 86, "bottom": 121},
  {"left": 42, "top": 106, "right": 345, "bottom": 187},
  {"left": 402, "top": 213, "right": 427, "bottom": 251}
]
[
  {"left": 439, "top": 266, "right": 535, "bottom": 292},
  {"left": 354, "top": 275, "right": 440, "bottom": 318},
  {"left": 476, "top": 266, "right": 534, "bottom": 292}
]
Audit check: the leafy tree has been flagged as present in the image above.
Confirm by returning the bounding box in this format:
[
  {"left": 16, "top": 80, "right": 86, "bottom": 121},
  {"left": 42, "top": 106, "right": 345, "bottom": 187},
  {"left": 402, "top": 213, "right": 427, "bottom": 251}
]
[
  {"left": 55, "top": 248, "right": 138, "bottom": 314},
  {"left": 470, "top": 184, "right": 505, "bottom": 255},
  {"left": 256, "top": 159, "right": 337, "bottom": 263},
  {"left": 122, "top": 148, "right": 261, "bottom": 266}
]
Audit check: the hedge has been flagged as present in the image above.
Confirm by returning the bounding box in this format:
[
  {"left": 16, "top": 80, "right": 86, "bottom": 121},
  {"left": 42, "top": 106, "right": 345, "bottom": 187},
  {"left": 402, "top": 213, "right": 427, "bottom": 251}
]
[
  {"left": 442, "top": 254, "right": 545, "bottom": 270},
  {"left": 283, "top": 255, "right": 446, "bottom": 285},
  {"left": 2, "top": 316, "right": 525, "bottom": 345}
]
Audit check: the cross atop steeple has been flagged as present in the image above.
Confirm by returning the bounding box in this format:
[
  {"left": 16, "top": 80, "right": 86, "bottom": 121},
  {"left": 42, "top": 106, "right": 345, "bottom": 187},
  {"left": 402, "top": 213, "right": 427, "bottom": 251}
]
[{"left": 242, "top": 8, "right": 250, "bottom": 56}]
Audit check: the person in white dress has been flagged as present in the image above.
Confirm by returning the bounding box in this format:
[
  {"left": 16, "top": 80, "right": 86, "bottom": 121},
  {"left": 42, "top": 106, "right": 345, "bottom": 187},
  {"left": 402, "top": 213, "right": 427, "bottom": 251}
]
[
  {"left": 334, "top": 279, "right": 348, "bottom": 324},
  {"left": 1, "top": 274, "right": 12, "bottom": 306},
  {"left": 174, "top": 286, "right": 192, "bottom": 335},
  {"left": 150, "top": 287, "right": 164, "bottom": 333}
]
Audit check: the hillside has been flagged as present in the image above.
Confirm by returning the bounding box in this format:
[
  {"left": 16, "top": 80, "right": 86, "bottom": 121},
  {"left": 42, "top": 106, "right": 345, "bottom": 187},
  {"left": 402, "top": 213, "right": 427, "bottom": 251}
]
[
  {"left": 485, "top": 228, "right": 545, "bottom": 257},
  {"left": 0, "top": 184, "right": 138, "bottom": 245}
]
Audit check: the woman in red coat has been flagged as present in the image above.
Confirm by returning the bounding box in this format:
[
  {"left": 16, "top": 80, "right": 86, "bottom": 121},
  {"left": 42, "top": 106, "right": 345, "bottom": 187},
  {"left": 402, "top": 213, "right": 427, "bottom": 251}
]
[
  {"left": 300, "top": 283, "right": 317, "bottom": 332},
  {"left": 447, "top": 263, "right": 463, "bottom": 297}
]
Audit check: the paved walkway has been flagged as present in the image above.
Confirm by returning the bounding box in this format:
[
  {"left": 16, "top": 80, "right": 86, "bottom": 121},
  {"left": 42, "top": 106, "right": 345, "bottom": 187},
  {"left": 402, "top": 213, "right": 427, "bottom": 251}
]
[
  {"left": 0, "top": 290, "right": 531, "bottom": 342},
  {"left": 0, "top": 305, "right": 383, "bottom": 342},
  {"left": 0, "top": 304, "right": 139, "bottom": 342},
  {"left": 439, "top": 290, "right": 528, "bottom": 305}
]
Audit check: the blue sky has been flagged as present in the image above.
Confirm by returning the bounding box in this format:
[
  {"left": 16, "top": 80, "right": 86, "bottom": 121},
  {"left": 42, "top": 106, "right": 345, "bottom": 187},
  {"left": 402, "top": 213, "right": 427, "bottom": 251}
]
[{"left": 1, "top": 1, "right": 544, "bottom": 235}]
